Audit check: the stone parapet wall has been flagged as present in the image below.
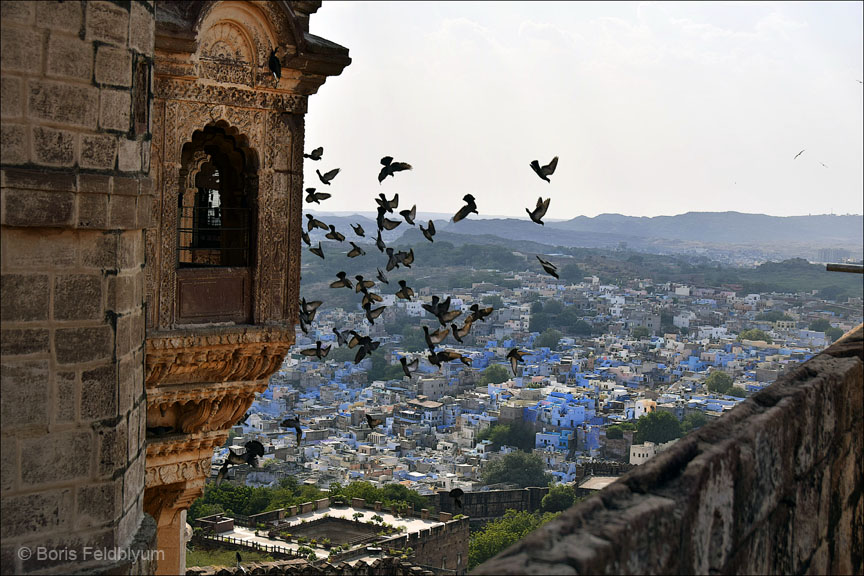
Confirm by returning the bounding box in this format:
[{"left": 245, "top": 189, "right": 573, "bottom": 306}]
[
  {"left": 473, "top": 326, "right": 863, "bottom": 575},
  {"left": 431, "top": 486, "right": 549, "bottom": 519},
  {"left": 0, "top": 1, "right": 155, "bottom": 574}
]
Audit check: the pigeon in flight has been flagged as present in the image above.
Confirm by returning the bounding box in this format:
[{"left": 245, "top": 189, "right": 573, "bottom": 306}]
[
  {"left": 330, "top": 271, "right": 354, "bottom": 289},
  {"left": 400, "top": 356, "right": 419, "bottom": 378},
  {"left": 347, "top": 242, "right": 366, "bottom": 258},
  {"left": 530, "top": 156, "right": 558, "bottom": 182},
  {"left": 378, "top": 156, "right": 413, "bottom": 183},
  {"left": 309, "top": 242, "right": 325, "bottom": 259},
  {"left": 300, "top": 340, "right": 331, "bottom": 360},
  {"left": 301, "top": 230, "right": 311, "bottom": 246},
  {"left": 351, "top": 223, "right": 366, "bottom": 237},
  {"left": 536, "top": 255, "right": 559, "bottom": 279},
  {"left": 299, "top": 298, "right": 322, "bottom": 332},
  {"left": 469, "top": 303, "right": 493, "bottom": 323},
  {"left": 385, "top": 248, "right": 401, "bottom": 272},
  {"left": 361, "top": 291, "right": 383, "bottom": 308},
  {"left": 375, "top": 230, "right": 387, "bottom": 253},
  {"left": 423, "top": 325, "right": 450, "bottom": 351},
  {"left": 325, "top": 225, "right": 345, "bottom": 242},
  {"left": 305, "top": 188, "right": 331, "bottom": 204},
  {"left": 818, "top": 161, "right": 828, "bottom": 168},
  {"left": 451, "top": 317, "right": 473, "bottom": 343},
  {"left": 304, "top": 147, "right": 323, "bottom": 161},
  {"left": 453, "top": 194, "right": 478, "bottom": 223},
  {"left": 396, "top": 248, "right": 414, "bottom": 268},
  {"left": 375, "top": 193, "right": 399, "bottom": 213},
  {"left": 366, "top": 414, "right": 385, "bottom": 430},
  {"left": 280, "top": 417, "right": 304, "bottom": 445},
  {"left": 216, "top": 440, "right": 265, "bottom": 486},
  {"left": 333, "top": 328, "right": 350, "bottom": 347},
  {"left": 376, "top": 268, "right": 390, "bottom": 284},
  {"left": 526, "top": 197, "right": 551, "bottom": 225},
  {"left": 400, "top": 204, "right": 417, "bottom": 226},
  {"left": 355, "top": 276, "right": 375, "bottom": 293},
  {"left": 363, "top": 302, "right": 386, "bottom": 325},
  {"left": 306, "top": 214, "right": 329, "bottom": 232},
  {"left": 506, "top": 348, "right": 529, "bottom": 376},
  {"left": 395, "top": 280, "right": 414, "bottom": 301},
  {"left": 316, "top": 168, "right": 341, "bottom": 185},
  {"left": 449, "top": 488, "right": 464, "bottom": 509},
  {"left": 268, "top": 49, "right": 281, "bottom": 84},
  {"left": 420, "top": 220, "right": 436, "bottom": 242},
  {"left": 793, "top": 149, "right": 805, "bottom": 160},
  {"left": 377, "top": 209, "right": 402, "bottom": 231}
]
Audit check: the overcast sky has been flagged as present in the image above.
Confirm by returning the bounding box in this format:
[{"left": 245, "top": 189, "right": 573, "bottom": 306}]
[{"left": 303, "top": 1, "right": 864, "bottom": 219}]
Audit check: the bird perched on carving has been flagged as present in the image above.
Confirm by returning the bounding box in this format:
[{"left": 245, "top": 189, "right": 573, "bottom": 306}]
[
  {"left": 395, "top": 280, "right": 414, "bottom": 301},
  {"left": 304, "top": 146, "right": 323, "bottom": 161},
  {"left": 530, "top": 156, "right": 558, "bottom": 182},
  {"left": 316, "top": 168, "right": 340, "bottom": 185},
  {"left": 526, "top": 197, "right": 551, "bottom": 225},
  {"left": 420, "top": 220, "right": 436, "bottom": 242},
  {"left": 376, "top": 268, "right": 389, "bottom": 285},
  {"left": 347, "top": 242, "right": 366, "bottom": 258},
  {"left": 355, "top": 276, "right": 375, "bottom": 293},
  {"left": 301, "top": 230, "right": 311, "bottom": 246},
  {"left": 268, "top": 49, "right": 281, "bottom": 84},
  {"left": 330, "top": 271, "right": 353, "bottom": 289},
  {"left": 536, "top": 255, "right": 559, "bottom": 279},
  {"left": 306, "top": 214, "right": 329, "bottom": 232},
  {"left": 399, "top": 204, "right": 417, "bottom": 226},
  {"left": 366, "top": 414, "right": 385, "bottom": 430},
  {"left": 375, "top": 193, "right": 399, "bottom": 213},
  {"left": 469, "top": 303, "right": 493, "bottom": 323},
  {"left": 378, "top": 156, "right": 413, "bottom": 183},
  {"left": 453, "top": 194, "right": 478, "bottom": 223},
  {"left": 506, "top": 348, "right": 529, "bottom": 376},
  {"left": 215, "top": 440, "right": 265, "bottom": 486},
  {"left": 400, "top": 356, "right": 419, "bottom": 378},
  {"left": 309, "top": 242, "right": 324, "bottom": 259},
  {"left": 300, "top": 340, "right": 331, "bottom": 360},
  {"left": 375, "top": 230, "right": 387, "bottom": 253},
  {"left": 451, "top": 317, "right": 473, "bottom": 344},
  {"left": 351, "top": 223, "right": 366, "bottom": 237},
  {"left": 325, "top": 225, "right": 345, "bottom": 242},
  {"left": 305, "top": 188, "right": 331, "bottom": 204},
  {"left": 449, "top": 488, "right": 464, "bottom": 509},
  {"left": 280, "top": 417, "right": 304, "bottom": 445}
]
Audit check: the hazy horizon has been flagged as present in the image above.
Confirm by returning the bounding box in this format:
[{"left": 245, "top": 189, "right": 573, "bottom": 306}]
[{"left": 303, "top": 1, "right": 864, "bottom": 220}]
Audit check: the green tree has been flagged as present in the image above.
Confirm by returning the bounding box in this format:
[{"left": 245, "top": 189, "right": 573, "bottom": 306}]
[
  {"left": 468, "top": 510, "right": 560, "bottom": 570},
  {"left": 483, "top": 294, "right": 504, "bottom": 308},
  {"left": 534, "top": 329, "right": 562, "bottom": 350},
  {"left": 572, "top": 320, "right": 593, "bottom": 336},
  {"left": 482, "top": 452, "right": 551, "bottom": 488},
  {"left": 542, "top": 300, "right": 563, "bottom": 315},
  {"left": 559, "top": 263, "right": 585, "bottom": 282},
  {"left": 634, "top": 411, "right": 681, "bottom": 444},
  {"left": 826, "top": 326, "right": 845, "bottom": 342},
  {"left": 632, "top": 326, "right": 650, "bottom": 339},
  {"left": 727, "top": 387, "right": 746, "bottom": 398},
  {"left": 738, "top": 328, "right": 772, "bottom": 343},
  {"left": 704, "top": 371, "right": 733, "bottom": 394},
  {"left": 479, "top": 364, "right": 510, "bottom": 385},
  {"left": 477, "top": 422, "right": 536, "bottom": 452},
  {"left": 541, "top": 484, "right": 576, "bottom": 513},
  {"left": 756, "top": 310, "right": 793, "bottom": 322},
  {"left": 529, "top": 313, "right": 551, "bottom": 332},
  {"left": 808, "top": 318, "right": 832, "bottom": 332},
  {"left": 329, "top": 346, "right": 357, "bottom": 363},
  {"left": 605, "top": 425, "right": 624, "bottom": 440},
  {"left": 680, "top": 411, "right": 707, "bottom": 434},
  {"left": 399, "top": 326, "right": 428, "bottom": 352}
]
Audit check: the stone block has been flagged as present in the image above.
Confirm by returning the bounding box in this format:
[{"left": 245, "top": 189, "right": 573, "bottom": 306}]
[
  {"left": 0, "top": 361, "right": 49, "bottom": 428},
  {"left": 0, "top": 123, "right": 27, "bottom": 164},
  {"left": 20, "top": 431, "right": 92, "bottom": 487},
  {"left": 0, "top": 436, "right": 15, "bottom": 492},
  {"left": 0, "top": 488, "right": 73, "bottom": 539},
  {"left": 77, "top": 482, "right": 123, "bottom": 528},
  {"left": 0, "top": 328, "right": 50, "bottom": 356},
  {"left": 20, "top": 528, "right": 114, "bottom": 573},
  {"left": 108, "top": 194, "right": 137, "bottom": 229},
  {"left": 118, "top": 230, "right": 143, "bottom": 269},
  {"left": 1, "top": 1, "right": 35, "bottom": 23},
  {"left": 32, "top": 125, "right": 76, "bottom": 167},
  {"left": 95, "top": 45, "right": 132, "bottom": 87},
  {"left": 56, "top": 371, "right": 77, "bottom": 423},
  {"left": 1, "top": 75, "right": 23, "bottom": 118},
  {"left": 28, "top": 80, "right": 99, "bottom": 129},
  {"left": 97, "top": 420, "right": 128, "bottom": 476},
  {"left": 86, "top": 1, "right": 129, "bottom": 46},
  {"left": 114, "top": 313, "right": 135, "bottom": 357},
  {"left": 3, "top": 188, "right": 75, "bottom": 227},
  {"left": 0, "top": 228, "right": 77, "bottom": 269},
  {"left": 36, "top": 0, "right": 83, "bottom": 33},
  {"left": 117, "top": 138, "right": 141, "bottom": 172},
  {"left": 123, "top": 453, "right": 144, "bottom": 509},
  {"left": 129, "top": 0, "right": 154, "bottom": 55},
  {"left": 0, "top": 26, "right": 42, "bottom": 72},
  {"left": 3, "top": 168, "right": 77, "bottom": 191},
  {"left": 80, "top": 231, "right": 118, "bottom": 270},
  {"left": 81, "top": 364, "right": 118, "bottom": 421},
  {"left": 0, "top": 274, "right": 48, "bottom": 322},
  {"left": 55, "top": 326, "right": 114, "bottom": 365},
  {"left": 136, "top": 194, "right": 152, "bottom": 228},
  {"left": 113, "top": 176, "right": 139, "bottom": 196},
  {"left": 107, "top": 274, "right": 136, "bottom": 313},
  {"left": 77, "top": 193, "right": 109, "bottom": 229},
  {"left": 78, "top": 173, "right": 112, "bottom": 195},
  {"left": 100, "top": 89, "right": 131, "bottom": 132},
  {"left": 54, "top": 274, "right": 103, "bottom": 321},
  {"left": 47, "top": 32, "right": 92, "bottom": 80},
  {"left": 80, "top": 134, "right": 117, "bottom": 171}
]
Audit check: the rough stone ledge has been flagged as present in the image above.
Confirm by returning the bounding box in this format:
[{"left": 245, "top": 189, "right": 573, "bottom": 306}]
[{"left": 473, "top": 325, "right": 863, "bottom": 575}]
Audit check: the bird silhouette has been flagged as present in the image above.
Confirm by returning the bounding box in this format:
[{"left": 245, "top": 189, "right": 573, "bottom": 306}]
[
  {"left": 353, "top": 334, "right": 380, "bottom": 363},
  {"left": 396, "top": 248, "right": 414, "bottom": 268},
  {"left": 361, "top": 291, "right": 383, "bottom": 308},
  {"left": 355, "top": 275, "right": 375, "bottom": 293},
  {"left": 347, "top": 242, "right": 366, "bottom": 258},
  {"left": 300, "top": 340, "right": 331, "bottom": 360},
  {"left": 536, "top": 255, "right": 559, "bottom": 279},
  {"left": 325, "top": 225, "right": 345, "bottom": 242},
  {"left": 316, "top": 168, "right": 341, "bottom": 185},
  {"left": 375, "top": 230, "right": 387, "bottom": 253},
  {"left": 375, "top": 193, "right": 399, "bottom": 213},
  {"left": 423, "top": 325, "right": 450, "bottom": 351},
  {"left": 453, "top": 194, "right": 478, "bottom": 223},
  {"left": 526, "top": 197, "right": 551, "bottom": 225},
  {"left": 309, "top": 242, "right": 324, "bottom": 259},
  {"left": 376, "top": 267, "right": 390, "bottom": 284},
  {"left": 333, "top": 328, "right": 350, "bottom": 347},
  {"left": 304, "top": 147, "right": 323, "bottom": 161},
  {"left": 395, "top": 280, "right": 414, "bottom": 301},
  {"left": 280, "top": 417, "right": 304, "bottom": 445},
  {"left": 216, "top": 441, "right": 265, "bottom": 486},
  {"left": 366, "top": 414, "right": 385, "bottom": 430},
  {"left": 400, "top": 356, "right": 419, "bottom": 378},
  {"left": 506, "top": 348, "right": 529, "bottom": 375},
  {"left": 399, "top": 204, "right": 417, "bottom": 226},
  {"left": 451, "top": 317, "right": 473, "bottom": 343},
  {"left": 301, "top": 230, "right": 311, "bottom": 246},
  {"left": 268, "top": 49, "right": 281, "bottom": 84},
  {"left": 420, "top": 220, "right": 436, "bottom": 242},
  {"left": 305, "top": 188, "right": 331, "bottom": 204},
  {"left": 330, "top": 271, "right": 353, "bottom": 289},
  {"left": 530, "top": 156, "right": 558, "bottom": 182},
  {"left": 793, "top": 149, "right": 805, "bottom": 160},
  {"left": 378, "top": 156, "right": 413, "bottom": 183},
  {"left": 351, "top": 223, "right": 366, "bottom": 237},
  {"left": 385, "top": 248, "right": 401, "bottom": 271},
  {"left": 306, "top": 214, "right": 329, "bottom": 232},
  {"left": 469, "top": 303, "right": 493, "bottom": 322},
  {"left": 377, "top": 209, "right": 402, "bottom": 231},
  {"left": 449, "top": 488, "right": 464, "bottom": 509},
  {"left": 363, "top": 302, "right": 386, "bottom": 325}
]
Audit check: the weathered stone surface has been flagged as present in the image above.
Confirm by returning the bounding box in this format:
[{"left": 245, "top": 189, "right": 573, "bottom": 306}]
[
  {"left": 36, "top": 1, "right": 83, "bottom": 33},
  {"left": 118, "top": 138, "right": 142, "bottom": 172},
  {"left": 0, "top": 328, "right": 49, "bottom": 356},
  {"left": 20, "top": 431, "right": 92, "bottom": 487},
  {"left": 86, "top": 1, "right": 129, "bottom": 47},
  {"left": 28, "top": 80, "right": 99, "bottom": 129},
  {"left": 129, "top": 0, "right": 154, "bottom": 55},
  {"left": 55, "top": 326, "right": 114, "bottom": 365},
  {"left": 77, "top": 481, "right": 123, "bottom": 528},
  {"left": 31, "top": 125, "right": 76, "bottom": 167},
  {"left": 81, "top": 364, "right": 118, "bottom": 421},
  {"left": 47, "top": 32, "right": 92, "bottom": 80},
  {"left": 0, "top": 488, "right": 73, "bottom": 539},
  {"left": 0, "top": 75, "right": 23, "bottom": 118},
  {"left": 0, "top": 26, "right": 42, "bottom": 73},
  {"left": 54, "top": 274, "right": 103, "bottom": 321},
  {"left": 0, "top": 0, "right": 35, "bottom": 24},
  {"left": 0, "top": 361, "right": 49, "bottom": 428},
  {"left": 95, "top": 45, "right": 133, "bottom": 87},
  {"left": 101, "top": 89, "right": 132, "bottom": 131},
  {"left": 55, "top": 371, "right": 77, "bottom": 424},
  {"left": 0, "top": 274, "right": 48, "bottom": 322},
  {"left": 80, "top": 134, "right": 118, "bottom": 171},
  {"left": 0, "top": 123, "right": 27, "bottom": 164}
]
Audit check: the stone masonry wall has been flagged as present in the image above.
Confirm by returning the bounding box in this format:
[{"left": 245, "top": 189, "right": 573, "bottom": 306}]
[
  {"left": 473, "top": 326, "right": 863, "bottom": 575},
  {"left": 430, "top": 487, "right": 549, "bottom": 521},
  {"left": 1, "top": 1, "right": 156, "bottom": 574}
]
